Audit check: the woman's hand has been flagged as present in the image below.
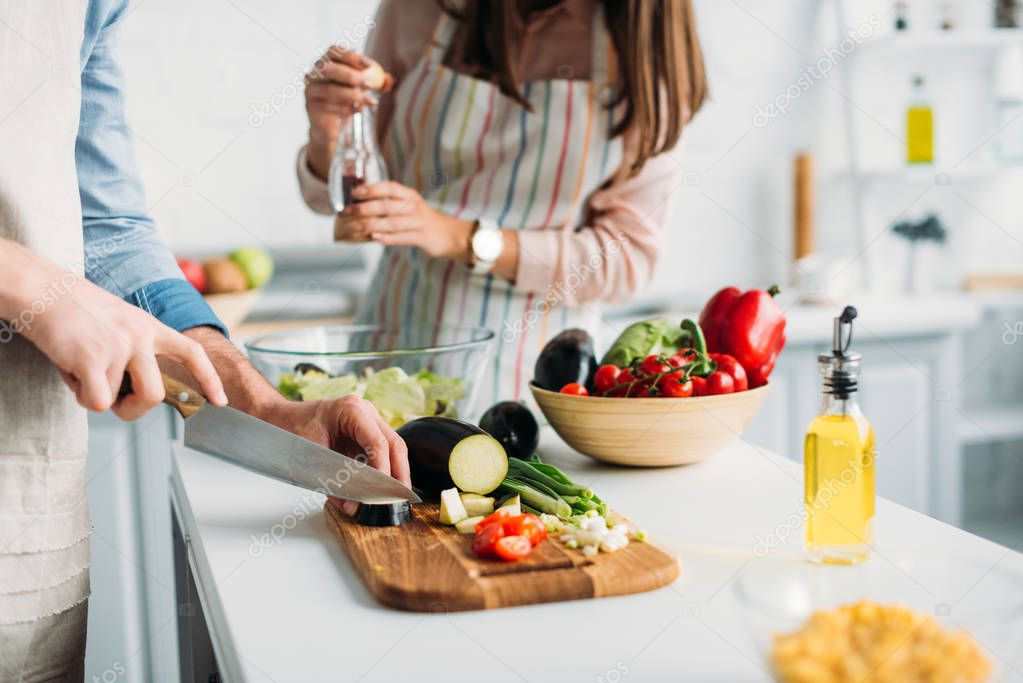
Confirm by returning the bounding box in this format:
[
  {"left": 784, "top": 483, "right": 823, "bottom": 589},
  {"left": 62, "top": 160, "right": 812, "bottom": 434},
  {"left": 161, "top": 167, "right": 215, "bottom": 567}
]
[
  {"left": 304, "top": 47, "right": 388, "bottom": 180},
  {"left": 335, "top": 182, "right": 475, "bottom": 261}
]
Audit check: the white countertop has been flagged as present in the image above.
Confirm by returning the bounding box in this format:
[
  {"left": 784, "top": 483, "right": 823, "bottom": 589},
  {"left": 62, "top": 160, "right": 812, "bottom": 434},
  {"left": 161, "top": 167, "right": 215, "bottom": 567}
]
[{"left": 171, "top": 433, "right": 1023, "bottom": 682}]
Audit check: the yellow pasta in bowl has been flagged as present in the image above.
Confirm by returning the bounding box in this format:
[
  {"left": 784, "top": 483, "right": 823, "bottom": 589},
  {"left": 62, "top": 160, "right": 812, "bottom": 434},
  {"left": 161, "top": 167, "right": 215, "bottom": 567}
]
[{"left": 771, "top": 601, "right": 990, "bottom": 683}]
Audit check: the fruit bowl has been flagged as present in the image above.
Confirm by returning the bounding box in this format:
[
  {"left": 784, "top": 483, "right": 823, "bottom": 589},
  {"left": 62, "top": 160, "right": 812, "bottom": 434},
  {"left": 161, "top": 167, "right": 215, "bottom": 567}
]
[
  {"left": 245, "top": 324, "right": 495, "bottom": 424},
  {"left": 529, "top": 383, "right": 770, "bottom": 466},
  {"left": 204, "top": 290, "right": 262, "bottom": 331}
]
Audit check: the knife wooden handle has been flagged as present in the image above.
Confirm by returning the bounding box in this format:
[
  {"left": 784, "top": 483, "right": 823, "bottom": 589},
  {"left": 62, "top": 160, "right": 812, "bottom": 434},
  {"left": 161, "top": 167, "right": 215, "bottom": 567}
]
[{"left": 119, "top": 372, "right": 207, "bottom": 418}]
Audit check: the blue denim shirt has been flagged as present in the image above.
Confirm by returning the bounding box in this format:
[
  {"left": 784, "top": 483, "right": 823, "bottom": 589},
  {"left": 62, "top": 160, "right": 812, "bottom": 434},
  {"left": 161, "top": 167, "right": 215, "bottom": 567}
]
[{"left": 79, "top": 0, "right": 226, "bottom": 336}]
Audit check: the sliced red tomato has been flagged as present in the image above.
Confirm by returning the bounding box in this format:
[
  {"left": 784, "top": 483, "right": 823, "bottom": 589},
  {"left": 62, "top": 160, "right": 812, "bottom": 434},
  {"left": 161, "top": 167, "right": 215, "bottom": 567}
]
[
  {"left": 559, "top": 383, "right": 589, "bottom": 396},
  {"left": 472, "top": 522, "right": 506, "bottom": 557},
  {"left": 505, "top": 514, "right": 547, "bottom": 546},
  {"left": 593, "top": 364, "right": 620, "bottom": 394},
  {"left": 493, "top": 535, "right": 532, "bottom": 561},
  {"left": 474, "top": 507, "right": 516, "bottom": 534}
]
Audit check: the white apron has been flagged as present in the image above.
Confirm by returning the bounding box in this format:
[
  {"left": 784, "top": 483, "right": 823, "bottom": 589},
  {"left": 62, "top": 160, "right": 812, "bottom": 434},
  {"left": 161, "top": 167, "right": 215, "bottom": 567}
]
[
  {"left": 0, "top": 1, "right": 92, "bottom": 679},
  {"left": 356, "top": 4, "right": 624, "bottom": 406}
]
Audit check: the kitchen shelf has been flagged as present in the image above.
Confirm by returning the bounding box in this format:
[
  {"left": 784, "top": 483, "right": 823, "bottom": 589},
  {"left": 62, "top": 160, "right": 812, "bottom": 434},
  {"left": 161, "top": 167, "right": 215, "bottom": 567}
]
[
  {"left": 958, "top": 404, "right": 1023, "bottom": 445},
  {"left": 861, "top": 29, "right": 1023, "bottom": 52},
  {"left": 827, "top": 162, "right": 1021, "bottom": 184}
]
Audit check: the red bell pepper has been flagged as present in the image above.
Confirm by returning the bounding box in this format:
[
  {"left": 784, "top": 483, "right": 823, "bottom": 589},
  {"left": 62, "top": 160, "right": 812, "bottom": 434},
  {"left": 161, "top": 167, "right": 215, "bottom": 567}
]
[{"left": 699, "top": 285, "right": 786, "bottom": 388}]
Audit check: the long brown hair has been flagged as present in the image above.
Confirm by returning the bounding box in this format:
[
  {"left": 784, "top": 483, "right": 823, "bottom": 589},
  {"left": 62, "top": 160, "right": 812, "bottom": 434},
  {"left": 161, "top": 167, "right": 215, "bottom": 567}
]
[{"left": 436, "top": 0, "right": 707, "bottom": 176}]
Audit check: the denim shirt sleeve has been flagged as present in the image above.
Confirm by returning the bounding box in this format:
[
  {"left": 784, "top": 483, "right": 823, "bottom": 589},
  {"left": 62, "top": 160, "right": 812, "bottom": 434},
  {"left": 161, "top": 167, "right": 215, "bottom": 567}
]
[
  {"left": 78, "top": 0, "right": 225, "bottom": 336},
  {"left": 124, "top": 279, "right": 227, "bottom": 337}
]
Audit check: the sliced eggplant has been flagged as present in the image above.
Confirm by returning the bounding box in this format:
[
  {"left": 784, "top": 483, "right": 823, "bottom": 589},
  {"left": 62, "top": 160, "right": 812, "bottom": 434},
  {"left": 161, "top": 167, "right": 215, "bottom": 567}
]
[
  {"left": 497, "top": 494, "right": 521, "bottom": 516},
  {"left": 397, "top": 417, "right": 508, "bottom": 496},
  {"left": 439, "top": 488, "right": 468, "bottom": 525},
  {"left": 455, "top": 516, "right": 484, "bottom": 534},
  {"left": 459, "top": 493, "right": 495, "bottom": 517},
  {"left": 533, "top": 329, "right": 597, "bottom": 392},
  {"left": 479, "top": 401, "right": 540, "bottom": 460},
  {"left": 355, "top": 501, "right": 411, "bottom": 527}
]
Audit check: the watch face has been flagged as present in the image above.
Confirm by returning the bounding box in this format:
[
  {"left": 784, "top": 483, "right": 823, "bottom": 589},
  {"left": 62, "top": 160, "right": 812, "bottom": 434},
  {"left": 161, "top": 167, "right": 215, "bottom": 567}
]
[{"left": 472, "top": 226, "right": 503, "bottom": 262}]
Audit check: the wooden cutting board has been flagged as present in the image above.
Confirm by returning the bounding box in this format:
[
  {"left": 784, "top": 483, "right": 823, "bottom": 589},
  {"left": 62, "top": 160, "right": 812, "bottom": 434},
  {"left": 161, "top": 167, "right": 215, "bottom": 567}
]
[{"left": 324, "top": 502, "right": 679, "bottom": 612}]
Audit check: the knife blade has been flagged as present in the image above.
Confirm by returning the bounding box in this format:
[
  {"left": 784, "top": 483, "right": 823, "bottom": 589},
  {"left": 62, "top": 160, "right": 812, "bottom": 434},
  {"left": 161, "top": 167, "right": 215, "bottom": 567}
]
[{"left": 150, "top": 373, "right": 420, "bottom": 504}]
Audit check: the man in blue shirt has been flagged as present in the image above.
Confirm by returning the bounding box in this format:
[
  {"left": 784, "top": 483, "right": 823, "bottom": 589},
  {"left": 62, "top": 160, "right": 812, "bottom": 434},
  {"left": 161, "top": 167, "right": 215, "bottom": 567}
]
[{"left": 0, "top": 2, "right": 408, "bottom": 676}]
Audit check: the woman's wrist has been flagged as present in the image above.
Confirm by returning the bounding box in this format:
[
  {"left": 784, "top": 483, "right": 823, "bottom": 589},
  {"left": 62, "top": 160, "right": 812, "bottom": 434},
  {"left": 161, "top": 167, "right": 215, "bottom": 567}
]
[
  {"left": 447, "top": 216, "right": 476, "bottom": 264},
  {"left": 306, "top": 128, "right": 336, "bottom": 182}
]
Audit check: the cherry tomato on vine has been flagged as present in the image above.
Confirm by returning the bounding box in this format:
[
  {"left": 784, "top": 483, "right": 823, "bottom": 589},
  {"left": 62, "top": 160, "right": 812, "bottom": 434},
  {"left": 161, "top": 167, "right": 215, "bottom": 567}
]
[
  {"left": 708, "top": 353, "right": 749, "bottom": 392},
  {"left": 493, "top": 535, "right": 532, "bottom": 561},
  {"left": 705, "top": 371, "right": 735, "bottom": 395},
  {"left": 593, "top": 364, "right": 621, "bottom": 394},
  {"left": 691, "top": 376, "right": 708, "bottom": 397},
  {"left": 640, "top": 354, "right": 670, "bottom": 377},
  {"left": 633, "top": 385, "right": 653, "bottom": 397},
  {"left": 610, "top": 368, "right": 637, "bottom": 396},
  {"left": 667, "top": 353, "right": 688, "bottom": 368},
  {"left": 659, "top": 371, "right": 694, "bottom": 398},
  {"left": 559, "top": 383, "right": 589, "bottom": 396}
]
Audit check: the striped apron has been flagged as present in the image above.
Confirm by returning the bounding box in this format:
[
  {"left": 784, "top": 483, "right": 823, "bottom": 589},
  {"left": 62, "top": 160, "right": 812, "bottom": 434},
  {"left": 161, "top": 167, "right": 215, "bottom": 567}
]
[{"left": 356, "top": 5, "right": 624, "bottom": 406}]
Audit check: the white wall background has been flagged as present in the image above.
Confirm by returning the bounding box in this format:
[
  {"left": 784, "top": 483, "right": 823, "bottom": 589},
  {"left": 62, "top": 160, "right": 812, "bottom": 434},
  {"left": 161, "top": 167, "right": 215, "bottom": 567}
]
[{"left": 118, "top": 0, "right": 1023, "bottom": 308}]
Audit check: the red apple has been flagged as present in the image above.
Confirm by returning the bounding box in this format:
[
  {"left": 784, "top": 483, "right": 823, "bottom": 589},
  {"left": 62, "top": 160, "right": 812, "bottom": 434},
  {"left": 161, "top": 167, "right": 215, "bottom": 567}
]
[{"left": 177, "top": 257, "right": 207, "bottom": 294}]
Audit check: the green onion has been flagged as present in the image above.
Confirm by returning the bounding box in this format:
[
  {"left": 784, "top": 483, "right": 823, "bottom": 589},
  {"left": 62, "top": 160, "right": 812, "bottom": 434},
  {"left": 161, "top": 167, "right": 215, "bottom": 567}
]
[
  {"left": 507, "top": 458, "right": 593, "bottom": 499},
  {"left": 498, "top": 479, "right": 572, "bottom": 518}
]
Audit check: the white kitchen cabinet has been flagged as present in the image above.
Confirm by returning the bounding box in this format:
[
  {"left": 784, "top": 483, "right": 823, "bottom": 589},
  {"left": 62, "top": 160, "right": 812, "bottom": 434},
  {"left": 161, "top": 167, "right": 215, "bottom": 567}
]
[{"left": 85, "top": 408, "right": 181, "bottom": 683}]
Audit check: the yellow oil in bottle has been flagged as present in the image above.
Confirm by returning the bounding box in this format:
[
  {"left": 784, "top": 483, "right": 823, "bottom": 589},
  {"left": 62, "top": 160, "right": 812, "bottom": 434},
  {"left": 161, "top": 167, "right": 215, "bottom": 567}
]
[
  {"left": 906, "top": 76, "right": 934, "bottom": 164},
  {"left": 805, "top": 306, "right": 876, "bottom": 565},
  {"left": 804, "top": 413, "right": 876, "bottom": 564}
]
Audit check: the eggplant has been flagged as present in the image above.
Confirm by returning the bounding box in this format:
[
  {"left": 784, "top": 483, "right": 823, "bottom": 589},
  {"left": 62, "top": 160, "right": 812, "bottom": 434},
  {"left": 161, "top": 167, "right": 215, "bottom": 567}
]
[
  {"left": 397, "top": 417, "right": 508, "bottom": 496},
  {"left": 533, "top": 329, "right": 597, "bottom": 392},
  {"left": 293, "top": 362, "right": 327, "bottom": 375},
  {"left": 479, "top": 401, "right": 540, "bottom": 460},
  {"left": 356, "top": 501, "right": 412, "bottom": 527}
]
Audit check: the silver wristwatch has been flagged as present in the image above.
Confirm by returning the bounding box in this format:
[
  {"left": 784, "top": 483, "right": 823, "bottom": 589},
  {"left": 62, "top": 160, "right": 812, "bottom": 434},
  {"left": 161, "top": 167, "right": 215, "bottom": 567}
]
[{"left": 469, "top": 217, "right": 503, "bottom": 274}]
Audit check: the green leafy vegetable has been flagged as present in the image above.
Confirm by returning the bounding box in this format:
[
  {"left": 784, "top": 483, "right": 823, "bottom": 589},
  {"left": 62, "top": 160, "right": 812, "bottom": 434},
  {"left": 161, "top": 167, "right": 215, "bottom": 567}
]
[
  {"left": 276, "top": 366, "right": 465, "bottom": 427},
  {"left": 600, "top": 318, "right": 687, "bottom": 368}
]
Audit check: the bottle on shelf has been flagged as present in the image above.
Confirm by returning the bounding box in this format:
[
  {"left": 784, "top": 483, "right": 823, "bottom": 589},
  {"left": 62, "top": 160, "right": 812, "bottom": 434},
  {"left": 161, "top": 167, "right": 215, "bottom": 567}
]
[
  {"left": 996, "top": 0, "right": 1020, "bottom": 28},
  {"left": 995, "top": 45, "right": 1023, "bottom": 162},
  {"left": 940, "top": 1, "right": 957, "bottom": 30},
  {"left": 895, "top": 0, "right": 909, "bottom": 30},
  {"left": 804, "top": 306, "right": 876, "bottom": 565},
  {"left": 906, "top": 75, "right": 934, "bottom": 164},
  {"left": 328, "top": 105, "right": 388, "bottom": 214}
]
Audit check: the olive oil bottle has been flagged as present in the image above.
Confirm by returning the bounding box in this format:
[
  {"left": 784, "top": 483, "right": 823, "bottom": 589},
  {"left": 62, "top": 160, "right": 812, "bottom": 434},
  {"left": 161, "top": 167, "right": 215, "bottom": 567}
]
[
  {"left": 906, "top": 75, "right": 934, "bottom": 164},
  {"left": 804, "top": 306, "right": 876, "bottom": 565}
]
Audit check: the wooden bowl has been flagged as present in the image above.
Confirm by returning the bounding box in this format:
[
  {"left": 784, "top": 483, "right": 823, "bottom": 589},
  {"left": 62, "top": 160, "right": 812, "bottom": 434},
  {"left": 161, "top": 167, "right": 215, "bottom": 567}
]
[
  {"left": 529, "top": 382, "right": 770, "bottom": 467},
  {"left": 204, "top": 289, "right": 262, "bottom": 332}
]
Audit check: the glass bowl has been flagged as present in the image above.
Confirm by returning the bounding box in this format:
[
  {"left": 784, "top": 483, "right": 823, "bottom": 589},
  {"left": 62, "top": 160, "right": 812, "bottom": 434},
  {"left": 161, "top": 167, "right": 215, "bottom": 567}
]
[
  {"left": 733, "top": 549, "right": 1023, "bottom": 678},
  {"left": 244, "top": 324, "right": 495, "bottom": 425}
]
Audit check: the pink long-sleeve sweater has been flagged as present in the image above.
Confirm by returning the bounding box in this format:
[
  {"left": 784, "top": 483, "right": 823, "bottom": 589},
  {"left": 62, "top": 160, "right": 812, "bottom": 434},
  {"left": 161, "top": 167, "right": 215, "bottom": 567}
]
[{"left": 297, "top": 0, "right": 684, "bottom": 306}]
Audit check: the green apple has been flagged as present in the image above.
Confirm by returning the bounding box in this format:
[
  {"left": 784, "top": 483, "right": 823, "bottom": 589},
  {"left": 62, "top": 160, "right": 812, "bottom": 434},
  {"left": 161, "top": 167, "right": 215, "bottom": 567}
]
[{"left": 229, "top": 247, "right": 274, "bottom": 289}]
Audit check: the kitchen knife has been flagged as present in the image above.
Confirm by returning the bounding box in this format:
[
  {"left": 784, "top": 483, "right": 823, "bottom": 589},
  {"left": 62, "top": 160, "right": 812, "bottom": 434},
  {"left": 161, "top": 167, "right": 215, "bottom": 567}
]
[{"left": 142, "top": 373, "right": 421, "bottom": 504}]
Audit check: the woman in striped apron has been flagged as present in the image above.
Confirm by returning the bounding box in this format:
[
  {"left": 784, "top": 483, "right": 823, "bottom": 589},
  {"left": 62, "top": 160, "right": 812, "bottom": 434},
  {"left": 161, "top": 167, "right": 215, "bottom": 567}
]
[{"left": 299, "top": 0, "right": 707, "bottom": 405}]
